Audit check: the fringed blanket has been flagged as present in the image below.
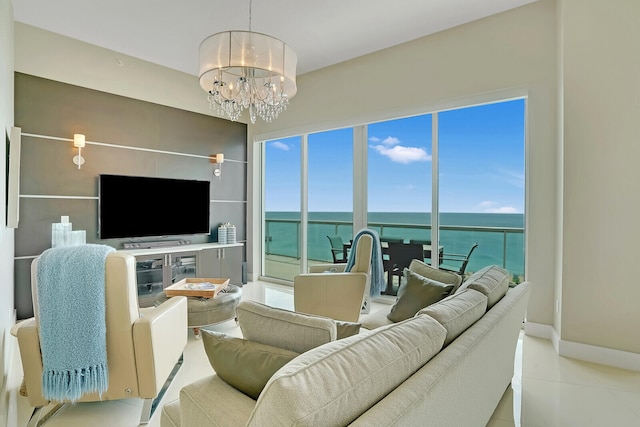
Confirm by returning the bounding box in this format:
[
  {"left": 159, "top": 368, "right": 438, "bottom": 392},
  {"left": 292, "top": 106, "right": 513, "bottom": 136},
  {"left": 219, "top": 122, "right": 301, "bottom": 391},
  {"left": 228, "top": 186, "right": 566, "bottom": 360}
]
[
  {"left": 345, "top": 228, "right": 385, "bottom": 298},
  {"left": 36, "top": 244, "right": 114, "bottom": 402}
]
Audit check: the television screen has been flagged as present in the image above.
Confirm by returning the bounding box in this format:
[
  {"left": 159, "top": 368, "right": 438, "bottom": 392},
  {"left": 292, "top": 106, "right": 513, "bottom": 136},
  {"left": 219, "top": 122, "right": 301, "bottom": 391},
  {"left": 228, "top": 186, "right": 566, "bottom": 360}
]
[{"left": 99, "top": 174, "right": 211, "bottom": 239}]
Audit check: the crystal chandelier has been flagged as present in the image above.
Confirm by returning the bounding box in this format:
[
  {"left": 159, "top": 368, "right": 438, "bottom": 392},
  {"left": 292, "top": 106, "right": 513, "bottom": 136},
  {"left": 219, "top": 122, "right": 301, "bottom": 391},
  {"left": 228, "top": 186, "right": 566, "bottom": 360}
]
[{"left": 198, "top": 1, "right": 297, "bottom": 124}]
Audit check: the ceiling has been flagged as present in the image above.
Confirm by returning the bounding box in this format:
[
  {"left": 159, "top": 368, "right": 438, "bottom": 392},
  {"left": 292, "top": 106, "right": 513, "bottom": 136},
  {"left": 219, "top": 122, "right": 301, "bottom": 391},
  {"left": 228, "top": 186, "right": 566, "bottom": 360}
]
[{"left": 13, "top": 0, "right": 537, "bottom": 77}]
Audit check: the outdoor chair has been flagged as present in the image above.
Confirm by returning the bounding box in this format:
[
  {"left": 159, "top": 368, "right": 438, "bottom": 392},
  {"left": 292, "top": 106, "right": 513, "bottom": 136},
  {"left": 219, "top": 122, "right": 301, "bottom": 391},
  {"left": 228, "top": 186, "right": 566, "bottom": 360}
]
[
  {"left": 439, "top": 242, "right": 479, "bottom": 278},
  {"left": 326, "top": 235, "right": 347, "bottom": 263},
  {"left": 385, "top": 242, "right": 426, "bottom": 296}
]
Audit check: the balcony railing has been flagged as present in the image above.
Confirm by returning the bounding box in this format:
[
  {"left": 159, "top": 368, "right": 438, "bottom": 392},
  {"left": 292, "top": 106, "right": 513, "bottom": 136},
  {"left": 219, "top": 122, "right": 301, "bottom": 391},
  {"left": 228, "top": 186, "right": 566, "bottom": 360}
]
[{"left": 264, "top": 218, "right": 525, "bottom": 279}]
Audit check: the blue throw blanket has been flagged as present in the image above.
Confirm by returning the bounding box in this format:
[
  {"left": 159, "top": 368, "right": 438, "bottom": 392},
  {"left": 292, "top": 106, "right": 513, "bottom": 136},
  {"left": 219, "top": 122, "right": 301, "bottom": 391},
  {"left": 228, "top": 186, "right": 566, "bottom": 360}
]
[
  {"left": 36, "top": 244, "right": 114, "bottom": 402},
  {"left": 345, "top": 229, "right": 385, "bottom": 298}
]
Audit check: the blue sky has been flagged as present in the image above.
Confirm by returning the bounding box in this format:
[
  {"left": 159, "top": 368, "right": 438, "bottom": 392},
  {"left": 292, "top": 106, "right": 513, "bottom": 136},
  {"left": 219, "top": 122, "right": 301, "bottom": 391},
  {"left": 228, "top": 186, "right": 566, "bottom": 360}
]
[{"left": 265, "top": 98, "right": 525, "bottom": 213}]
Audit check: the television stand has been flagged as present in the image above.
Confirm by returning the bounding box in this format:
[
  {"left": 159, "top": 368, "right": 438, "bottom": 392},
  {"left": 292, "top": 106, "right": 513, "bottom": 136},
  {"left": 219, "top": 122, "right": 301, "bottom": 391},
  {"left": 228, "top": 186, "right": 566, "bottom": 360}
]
[{"left": 123, "top": 239, "right": 191, "bottom": 249}]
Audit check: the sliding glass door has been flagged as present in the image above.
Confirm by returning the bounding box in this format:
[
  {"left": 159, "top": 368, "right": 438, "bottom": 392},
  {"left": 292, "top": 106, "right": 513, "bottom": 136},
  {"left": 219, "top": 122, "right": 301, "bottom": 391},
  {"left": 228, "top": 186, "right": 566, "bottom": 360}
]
[
  {"left": 263, "top": 136, "right": 302, "bottom": 281},
  {"left": 438, "top": 99, "right": 525, "bottom": 280},
  {"left": 259, "top": 97, "right": 526, "bottom": 285},
  {"left": 307, "top": 128, "right": 354, "bottom": 268}
]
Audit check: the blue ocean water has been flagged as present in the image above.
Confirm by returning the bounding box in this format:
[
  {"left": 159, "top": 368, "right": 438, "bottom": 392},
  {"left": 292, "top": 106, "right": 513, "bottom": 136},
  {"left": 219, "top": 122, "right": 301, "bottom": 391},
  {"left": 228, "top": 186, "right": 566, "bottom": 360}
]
[{"left": 265, "top": 212, "right": 525, "bottom": 277}]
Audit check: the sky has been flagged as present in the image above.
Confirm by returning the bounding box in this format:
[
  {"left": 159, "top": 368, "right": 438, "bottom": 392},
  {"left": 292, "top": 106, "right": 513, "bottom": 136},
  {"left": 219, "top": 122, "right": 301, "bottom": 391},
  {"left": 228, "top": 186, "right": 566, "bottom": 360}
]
[{"left": 264, "top": 98, "right": 525, "bottom": 214}]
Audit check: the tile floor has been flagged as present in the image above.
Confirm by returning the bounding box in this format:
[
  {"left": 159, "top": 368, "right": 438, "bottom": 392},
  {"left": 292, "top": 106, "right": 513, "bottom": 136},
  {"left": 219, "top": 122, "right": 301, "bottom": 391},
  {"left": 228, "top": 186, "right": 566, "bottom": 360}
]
[{"left": 9, "top": 280, "right": 640, "bottom": 427}]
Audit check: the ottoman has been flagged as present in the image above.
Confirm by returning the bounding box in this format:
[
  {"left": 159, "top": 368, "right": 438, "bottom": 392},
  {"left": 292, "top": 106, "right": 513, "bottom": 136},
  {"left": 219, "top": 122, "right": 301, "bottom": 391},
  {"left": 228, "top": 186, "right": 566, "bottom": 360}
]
[{"left": 155, "top": 284, "right": 242, "bottom": 338}]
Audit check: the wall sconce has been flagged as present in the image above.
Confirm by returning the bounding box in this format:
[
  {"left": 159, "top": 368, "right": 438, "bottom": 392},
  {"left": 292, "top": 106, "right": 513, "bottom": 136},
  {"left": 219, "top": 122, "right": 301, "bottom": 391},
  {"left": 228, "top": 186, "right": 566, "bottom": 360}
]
[
  {"left": 72, "top": 134, "right": 85, "bottom": 169},
  {"left": 210, "top": 153, "right": 224, "bottom": 177}
]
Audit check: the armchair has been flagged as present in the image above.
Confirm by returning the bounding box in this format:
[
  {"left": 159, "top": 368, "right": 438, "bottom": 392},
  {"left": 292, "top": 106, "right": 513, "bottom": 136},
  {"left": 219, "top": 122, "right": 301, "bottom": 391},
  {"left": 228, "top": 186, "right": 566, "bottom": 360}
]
[
  {"left": 293, "top": 233, "right": 373, "bottom": 322},
  {"left": 11, "top": 251, "right": 188, "bottom": 426}
]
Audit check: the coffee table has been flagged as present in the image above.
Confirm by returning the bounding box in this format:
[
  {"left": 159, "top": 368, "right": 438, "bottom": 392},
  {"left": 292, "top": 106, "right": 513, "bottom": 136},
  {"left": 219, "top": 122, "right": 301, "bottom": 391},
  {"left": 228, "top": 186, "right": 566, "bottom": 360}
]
[{"left": 155, "top": 280, "right": 242, "bottom": 339}]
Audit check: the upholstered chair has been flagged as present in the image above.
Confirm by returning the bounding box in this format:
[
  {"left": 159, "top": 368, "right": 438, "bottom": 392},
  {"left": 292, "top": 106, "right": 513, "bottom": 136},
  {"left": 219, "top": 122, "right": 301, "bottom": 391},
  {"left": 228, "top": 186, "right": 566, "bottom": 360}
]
[
  {"left": 11, "top": 251, "right": 188, "bottom": 426},
  {"left": 293, "top": 233, "right": 373, "bottom": 322}
]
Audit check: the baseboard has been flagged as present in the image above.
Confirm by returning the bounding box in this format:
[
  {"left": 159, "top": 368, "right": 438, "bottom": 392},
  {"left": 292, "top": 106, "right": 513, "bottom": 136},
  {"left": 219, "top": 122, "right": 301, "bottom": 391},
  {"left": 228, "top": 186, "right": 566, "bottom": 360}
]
[
  {"left": 524, "top": 321, "right": 640, "bottom": 372},
  {"left": 558, "top": 339, "right": 640, "bottom": 372}
]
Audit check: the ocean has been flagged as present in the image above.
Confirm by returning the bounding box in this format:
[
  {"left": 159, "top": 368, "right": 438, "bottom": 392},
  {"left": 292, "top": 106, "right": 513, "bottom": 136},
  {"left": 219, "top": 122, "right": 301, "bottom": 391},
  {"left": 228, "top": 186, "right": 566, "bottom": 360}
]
[{"left": 265, "top": 212, "right": 525, "bottom": 277}]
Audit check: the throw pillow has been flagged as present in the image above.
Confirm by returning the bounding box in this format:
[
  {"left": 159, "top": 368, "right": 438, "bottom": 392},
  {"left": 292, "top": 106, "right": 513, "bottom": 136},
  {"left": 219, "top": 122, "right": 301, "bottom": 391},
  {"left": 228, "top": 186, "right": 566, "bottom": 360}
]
[
  {"left": 335, "top": 321, "right": 362, "bottom": 339},
  {"left": 387, "top": 269, "right": 455, "bottom": 322},
  {"left": 201, "top": 330, "right": 299, "bottom": 399},
  {"left": 408, "top": 259, "right": 463, "bottom": 290}
]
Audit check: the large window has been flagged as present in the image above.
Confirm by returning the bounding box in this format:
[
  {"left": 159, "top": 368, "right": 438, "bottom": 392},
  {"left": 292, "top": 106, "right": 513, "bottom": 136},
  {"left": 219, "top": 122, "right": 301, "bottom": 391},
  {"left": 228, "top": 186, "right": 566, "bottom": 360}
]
[
  {"left": 438, "top": 99, "right": 525, "bottom": 279},
  {"left": 260, "top": 98, "right": 526, "bottom": 284},
  {"left": 263, "top": 136, "right": 302, "bottom": 281},
  {"left": 307, "top": 128, "right": 353, "bottom": 267},
  {"left": 367, "top": 114, "right": 433, "bottom": 240}
]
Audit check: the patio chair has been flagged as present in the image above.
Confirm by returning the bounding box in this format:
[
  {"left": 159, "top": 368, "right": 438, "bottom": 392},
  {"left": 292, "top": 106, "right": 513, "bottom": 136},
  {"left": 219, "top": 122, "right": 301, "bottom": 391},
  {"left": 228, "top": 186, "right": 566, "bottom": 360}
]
[
  {"left": 439, "top": 242, "right": 479, "bottom": 278},
  {"left": 385, "top": 242, "right": 426, "bottom": 295},
  {"left": 326, "top": 235, "right": 347, "bottom": 263}
]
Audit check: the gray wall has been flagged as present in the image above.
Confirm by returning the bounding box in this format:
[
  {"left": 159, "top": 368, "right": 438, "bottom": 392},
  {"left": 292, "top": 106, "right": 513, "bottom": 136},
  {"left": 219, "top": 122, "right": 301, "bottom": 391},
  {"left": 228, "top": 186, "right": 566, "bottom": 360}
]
[{"left": 14, "top": 72, "right": 247, "bottom": 319}]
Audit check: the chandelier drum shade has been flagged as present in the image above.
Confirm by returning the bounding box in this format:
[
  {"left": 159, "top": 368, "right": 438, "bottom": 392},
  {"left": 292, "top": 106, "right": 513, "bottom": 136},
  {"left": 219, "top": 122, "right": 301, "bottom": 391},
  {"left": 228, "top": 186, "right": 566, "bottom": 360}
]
[{"left": 199, "top": 30, "right": 297, "bottom": 124}]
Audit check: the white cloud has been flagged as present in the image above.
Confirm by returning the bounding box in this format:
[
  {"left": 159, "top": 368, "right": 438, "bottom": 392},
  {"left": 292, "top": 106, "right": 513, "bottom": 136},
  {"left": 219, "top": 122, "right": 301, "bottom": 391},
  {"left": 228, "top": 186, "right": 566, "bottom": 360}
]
[
  {"left": 372, "top": 145, "right": 431, "bottom": 164},
  {"left": 370, "top": 135, "right": 430, "bottom": 164},
  {"left": 270, "top": 141, "right": 290, "bottom": 151},
  {"left": 381, "top": 136, "right": 400, "bottom": 146}
]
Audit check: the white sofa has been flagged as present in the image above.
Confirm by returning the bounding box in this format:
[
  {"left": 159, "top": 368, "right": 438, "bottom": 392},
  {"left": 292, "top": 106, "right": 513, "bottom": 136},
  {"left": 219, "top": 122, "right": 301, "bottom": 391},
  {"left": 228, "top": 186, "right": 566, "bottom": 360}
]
[{"left": 161, "top": 265, "right": 530, "bottom": 427}]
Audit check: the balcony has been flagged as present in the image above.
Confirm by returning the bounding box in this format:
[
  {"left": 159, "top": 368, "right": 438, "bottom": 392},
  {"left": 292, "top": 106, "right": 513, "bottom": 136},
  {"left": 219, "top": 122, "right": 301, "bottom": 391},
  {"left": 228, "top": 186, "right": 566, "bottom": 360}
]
[{"left": 263, "top": 217, "right": 524, "bottom": 283}]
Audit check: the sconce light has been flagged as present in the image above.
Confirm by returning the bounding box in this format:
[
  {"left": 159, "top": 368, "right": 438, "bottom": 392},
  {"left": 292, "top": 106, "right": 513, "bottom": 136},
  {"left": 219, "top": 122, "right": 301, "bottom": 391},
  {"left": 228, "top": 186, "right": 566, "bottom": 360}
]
[
  {"left": 72, "top": 134, "right": 85, "bottom": 169},
  {"left": 210, "top": 153, "right": 224, "bottom": 177}
]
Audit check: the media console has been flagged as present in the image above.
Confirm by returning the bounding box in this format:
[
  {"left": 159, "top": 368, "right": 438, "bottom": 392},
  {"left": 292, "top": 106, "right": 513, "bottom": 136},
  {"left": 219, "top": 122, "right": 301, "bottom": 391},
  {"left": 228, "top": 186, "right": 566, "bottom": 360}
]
[{"left": 119, "top": 242, "right": 244, "bottom": 308}]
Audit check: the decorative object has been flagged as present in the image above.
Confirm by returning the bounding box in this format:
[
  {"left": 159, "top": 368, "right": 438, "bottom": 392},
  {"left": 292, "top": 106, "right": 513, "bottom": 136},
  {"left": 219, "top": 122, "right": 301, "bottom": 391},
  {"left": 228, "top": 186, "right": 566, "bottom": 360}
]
[
  {"left": 72, "top": 133, "right": 85, "bottom": 169},
  {"left": 51, "top": 216, "right": 86, "bottom": 247},
  {"left": 217, "top": 222, "right": 236, "bottom": 244},
  {"left": 198, "top": 0, "right": 297, "bottom": 124}
]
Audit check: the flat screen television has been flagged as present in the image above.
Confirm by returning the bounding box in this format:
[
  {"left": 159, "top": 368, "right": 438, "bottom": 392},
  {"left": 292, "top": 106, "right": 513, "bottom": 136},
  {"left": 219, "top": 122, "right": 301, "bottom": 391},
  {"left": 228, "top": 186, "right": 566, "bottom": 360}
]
[{"left": 98, "top": 174, "right": 211, "bottom": 239}]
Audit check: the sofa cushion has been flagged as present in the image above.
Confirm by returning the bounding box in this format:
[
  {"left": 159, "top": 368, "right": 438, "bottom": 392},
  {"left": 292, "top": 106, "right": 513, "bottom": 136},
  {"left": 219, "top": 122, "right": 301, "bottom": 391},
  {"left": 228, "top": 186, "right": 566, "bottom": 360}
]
[
  {"left": 409, "top": 258, "right": 463, "bottom": 289},
  {"left": 455, "top": 265, "right": 510, "bottom": 309},
  {"left": 247, "top": 314, "right": 446, "bottom": 427},
  {"left": 360, "top": 307, "right": 395, "bottom": 330},
  {"left": 236, "top": 301, "right": 337, "bottom": 353},
  {"left": 416, "top": 288, "right": 488, "bottom": 346},
  {"left": 387, "top": 269, "right": 455, "bottom": 322},
  {"left": 201, "top": 330, "right": 299, "bottom": 399}
]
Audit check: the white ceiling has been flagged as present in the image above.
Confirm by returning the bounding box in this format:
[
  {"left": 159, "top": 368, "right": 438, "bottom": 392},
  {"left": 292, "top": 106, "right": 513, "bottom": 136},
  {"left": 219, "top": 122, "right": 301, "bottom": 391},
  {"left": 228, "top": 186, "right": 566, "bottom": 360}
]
[{"left": 13, "top": 0, "right": 537, "bottom": 77}]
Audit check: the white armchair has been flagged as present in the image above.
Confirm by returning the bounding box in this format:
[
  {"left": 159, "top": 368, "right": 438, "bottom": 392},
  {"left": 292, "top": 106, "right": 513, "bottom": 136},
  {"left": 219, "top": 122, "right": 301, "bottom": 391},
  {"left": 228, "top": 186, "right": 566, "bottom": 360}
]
[
  {"left": 11, "top": 251, "right": 188, "bottom": 426},
  {"left": 293, "top": 234, "right": 373, "bottom": 322}
]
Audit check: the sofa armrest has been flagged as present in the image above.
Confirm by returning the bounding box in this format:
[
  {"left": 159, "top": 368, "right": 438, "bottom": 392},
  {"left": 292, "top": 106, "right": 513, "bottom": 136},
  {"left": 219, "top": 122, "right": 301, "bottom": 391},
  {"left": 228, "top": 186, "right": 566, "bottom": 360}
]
[
  {"left": 294, "top": 272, "right": 367, "bottom": 323},
  {"left": 133, "top": 296, "right": 188, "bottom": 398},
  {"left": 11, "top": 318, "right": 50, "bottom": 407},
  {"left": 308, "top": 263, "right": 347, "bottom": 273},
  {"left": 236, "top": 301, "right": 337, "bottom": 353}
]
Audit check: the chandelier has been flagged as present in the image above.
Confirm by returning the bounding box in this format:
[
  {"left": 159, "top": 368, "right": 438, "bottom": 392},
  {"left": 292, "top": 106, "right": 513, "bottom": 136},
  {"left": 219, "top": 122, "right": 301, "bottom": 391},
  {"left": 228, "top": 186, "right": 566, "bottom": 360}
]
[{"left": 198, "top": 1, "right": 297, "bottom": 124}]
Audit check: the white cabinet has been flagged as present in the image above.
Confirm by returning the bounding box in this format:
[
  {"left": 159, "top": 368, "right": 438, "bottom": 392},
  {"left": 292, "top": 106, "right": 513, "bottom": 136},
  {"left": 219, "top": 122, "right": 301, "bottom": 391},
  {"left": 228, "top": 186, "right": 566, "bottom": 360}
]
[{"left": 121, "top": 243, "right": 244, "bottom": 307}]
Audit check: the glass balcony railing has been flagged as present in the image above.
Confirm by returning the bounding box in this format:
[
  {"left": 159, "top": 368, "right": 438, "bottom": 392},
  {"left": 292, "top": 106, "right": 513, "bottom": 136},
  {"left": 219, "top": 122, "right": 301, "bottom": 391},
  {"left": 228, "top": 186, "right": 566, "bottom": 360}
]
[{"left": 264, "top": 218, "right": 525, "bottom": 281}]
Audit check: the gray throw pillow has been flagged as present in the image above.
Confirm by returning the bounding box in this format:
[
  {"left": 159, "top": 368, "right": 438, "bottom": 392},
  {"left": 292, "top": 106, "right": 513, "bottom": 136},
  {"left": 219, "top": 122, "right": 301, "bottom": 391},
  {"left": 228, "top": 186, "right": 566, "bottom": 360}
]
[
  {"left": 387, "top": 269, "right": 455, "bottom": 322},
  {"left": 409, "top": 259, "right": 463, "bottom": 289},
  {"left": 335, "top": 321, "right": 362, "bottom": 339},
  {"left": 201, "top": 330, "right": 299, "bottom": 399}
]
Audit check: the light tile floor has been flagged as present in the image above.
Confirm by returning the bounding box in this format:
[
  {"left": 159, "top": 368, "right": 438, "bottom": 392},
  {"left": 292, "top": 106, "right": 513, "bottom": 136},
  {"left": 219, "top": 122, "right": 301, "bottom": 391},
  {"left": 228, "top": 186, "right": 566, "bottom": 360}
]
[{"left": 9, "top": 280, "right": 640, "bottom": 427}]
